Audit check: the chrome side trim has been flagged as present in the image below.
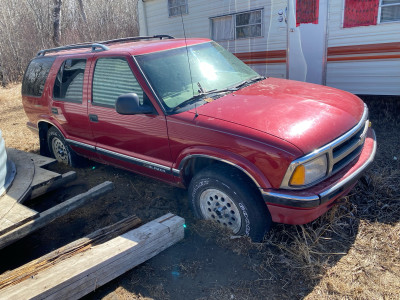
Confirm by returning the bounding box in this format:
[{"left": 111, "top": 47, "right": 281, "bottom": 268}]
[
  {"left": 280, "top": 105, "right": 369, "bottom": 190},
  {"left": 172, "top": 168, "right": 181, "bottom": 177},
  {"left": 66, "top": 139, "right": 96, "bottom": 150},
  {"left": 96, "top": 147, "right": 173, "bottom": 175},
  {"left": 65, "top": 138, "right": 179, "bottom": 176},
  {"left": 178, "top": 154, "right": 264, "bottom": 190}
]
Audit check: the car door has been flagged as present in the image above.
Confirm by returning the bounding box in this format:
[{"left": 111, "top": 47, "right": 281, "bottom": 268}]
[
  {"left": 49, "top": 55, "right": 97, "bottom": 158},
  {"left": 87, "top": 54, "right": 175, "bottom": 182}
]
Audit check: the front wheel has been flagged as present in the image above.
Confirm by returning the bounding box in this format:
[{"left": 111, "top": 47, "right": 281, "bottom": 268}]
[
  {"left": 47, "top": 127, "right": 78, "bottom": 166},
  {"left": 188, "top": 165, "right": 272, "bottom": 242}
]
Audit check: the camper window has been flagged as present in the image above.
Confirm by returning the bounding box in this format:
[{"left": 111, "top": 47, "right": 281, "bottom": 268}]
[
  {"left": 211, "top": 9, "right": 263, "bottom": 41},
  {"left": 168, "top": 0, "right": 188, "bottom": 17},
  {"left": 379, "top": 0, "right": 400, "bottom": 23}
]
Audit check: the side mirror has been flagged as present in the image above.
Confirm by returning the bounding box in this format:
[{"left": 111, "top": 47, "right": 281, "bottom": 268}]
[{"left": 115, "top": 93, "right": 155, "bottom": 115}]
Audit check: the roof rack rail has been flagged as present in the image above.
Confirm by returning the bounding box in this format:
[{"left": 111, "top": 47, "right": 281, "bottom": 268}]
[
  {"left": 37, "top": 43, "right": 109, "bottom": 57},
  {"left": 100, "top": 35, "right": 175, "bottom": 45},
  {"left": 36, "top": 35, "right": 175, "bottom": 56}
]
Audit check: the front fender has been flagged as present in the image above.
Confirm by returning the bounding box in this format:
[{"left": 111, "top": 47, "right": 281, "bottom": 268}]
[{"left": 174, "top": 146, "right": 273, "bottom": 189}]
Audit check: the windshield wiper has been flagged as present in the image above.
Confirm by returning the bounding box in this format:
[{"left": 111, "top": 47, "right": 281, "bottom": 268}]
[
  {"left": 171, "top": 93, "right": 206, "bottom": 112},
  {"left": 171, "top": 84, "right": 239, "bottom": 112},
  {"left": 232, "top": 76, "right": 265, "bottom": 90},
  {"left": 171, "top": 77, "right": 263, "bottom": 113}
]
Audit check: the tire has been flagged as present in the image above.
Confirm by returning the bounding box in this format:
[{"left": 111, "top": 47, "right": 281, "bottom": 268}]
[
  {"left": 47, "top": 127, "right": 79, "bottom": 167},
  {"left": 188, "top": 164, "right": 272, "bottom": 242}
]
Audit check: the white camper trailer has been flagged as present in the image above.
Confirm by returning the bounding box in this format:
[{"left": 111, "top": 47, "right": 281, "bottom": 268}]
[{"left": 138, "top": 0, "right": 400, "bottom": 95}]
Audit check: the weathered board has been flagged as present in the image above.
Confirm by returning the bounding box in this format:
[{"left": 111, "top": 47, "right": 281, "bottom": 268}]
[
  {"left": 0, "top": 215, "right": 142, "bottom": 290},
  {"left": 0, "top": 149, "right": 77, "bottom": 237},
  {"left": 0, "top": 181, "right": 114, "bottom": 250},
  {"left": 0, "top": 213, "right": 185, "bottom": 300}
]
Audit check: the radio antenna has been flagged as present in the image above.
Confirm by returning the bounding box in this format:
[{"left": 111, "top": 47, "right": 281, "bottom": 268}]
[{"left": 180, "top": 8, "right": 198, "bottom": 118}]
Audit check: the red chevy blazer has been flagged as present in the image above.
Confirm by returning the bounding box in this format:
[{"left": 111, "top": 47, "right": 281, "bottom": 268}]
[{"left": 21, "top": 36, "right": 376, "bottom": 241}]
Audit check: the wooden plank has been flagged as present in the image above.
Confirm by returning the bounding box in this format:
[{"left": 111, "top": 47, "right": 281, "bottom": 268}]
[
  {"left": 0, "top": 200, "right": 38, "bottom": 236},
  {"left": 0, "top": 215, "right": 142, "bottom": 290},
  {"left": 23, "top": 152, "right": 56, "bottom": 168},
  {"left": 0, "top": 214, "right": 185, "bottom": 300},
  {"left": 30, "top": 171, "right": 77, "bottom": 200},
  {"left": 0, "top": 181, "right": 114, "bottom": 250},
  {"left": 31, "top": 168, "right": 61, "bottom": 189},
  {"left": 4, "top": 148, "right": 35, "bottom": 203}
]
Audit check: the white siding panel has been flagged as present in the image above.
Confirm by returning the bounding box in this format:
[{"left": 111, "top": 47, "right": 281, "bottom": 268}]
[
  {"left": 327, "top": 60, "right": 400, "bottom": 95},
  {"left": 326, "top": 1, "right": 400, "bottom": 94},
  {"left": 327, "top": 0, "right": 400, "bottom": 47},
  {"left": 139, "top": 0, "right": 288, "bottom": 54},
  {"left": 250, "top": 63, "right": 286, "bottom": 78}
]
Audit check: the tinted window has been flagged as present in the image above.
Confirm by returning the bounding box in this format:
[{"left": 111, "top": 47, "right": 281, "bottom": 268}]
[
  {"left": 92, "top": 58, "right": 145, "bottom": 107},
  {"left": 22, "top": 57, "right": 56, "bottom": 97},
  {"left": 53, "top": 59, "right": 86, "bottom": 102}
]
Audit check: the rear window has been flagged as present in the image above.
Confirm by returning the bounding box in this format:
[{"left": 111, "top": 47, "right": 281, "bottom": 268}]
[{"left": 22, "top": 56, "right": 56, "bottom": 97}]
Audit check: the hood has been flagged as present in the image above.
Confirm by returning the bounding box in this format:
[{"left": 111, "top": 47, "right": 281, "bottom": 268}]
[{"left": 195, "top": 78, "right": 365, "bottom": 154}]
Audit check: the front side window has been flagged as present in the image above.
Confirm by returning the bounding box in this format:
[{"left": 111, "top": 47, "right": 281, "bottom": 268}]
[
  {"left": 53, "top": 59, "right": 86, "bottom": 102},
  {"left": 380, "top": 0, "right": 400, "bottom": 22},
  {"left": 168, "top": 0, "right": 188, "bottom": 17},
  {"left": 22, "top": 57, "right": 56, "bottom": 97},
  {"left": 92, "top": 58, "right": 145, "bottom": 107},
  {"left": 211, "top": 10, "right": 263, "bottom": 41},
  {"left": 136, "top": 42, "right": 260, "bottom": 112}
]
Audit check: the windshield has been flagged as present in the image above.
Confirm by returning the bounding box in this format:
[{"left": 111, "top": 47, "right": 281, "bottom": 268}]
[{"left": 135, "top": 41, "right": 260, "bottom": 112}]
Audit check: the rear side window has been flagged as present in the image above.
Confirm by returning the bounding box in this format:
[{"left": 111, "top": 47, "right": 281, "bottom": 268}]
[
  {"left": 53, "top": 59, "right": 86, "bottom": 102},
  {"left": 92, "top": 58, "right": 145, "bottom": 107},
  {"left": 22, "top": 57, "right": 56, "bottom": 97}
]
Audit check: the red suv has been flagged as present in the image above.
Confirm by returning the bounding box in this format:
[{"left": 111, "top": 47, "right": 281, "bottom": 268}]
[{"left": 22, "top": 36, "right": 376, "bottom": 241}]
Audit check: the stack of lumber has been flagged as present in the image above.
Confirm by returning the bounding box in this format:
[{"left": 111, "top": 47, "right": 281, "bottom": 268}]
[{"left": 0, "top": 213, "right": 184, "bottom": 299}]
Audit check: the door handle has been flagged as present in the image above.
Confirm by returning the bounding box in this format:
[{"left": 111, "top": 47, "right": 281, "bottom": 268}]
[{"left": 89, "top": 114, "right": 98, "bottom": 122}]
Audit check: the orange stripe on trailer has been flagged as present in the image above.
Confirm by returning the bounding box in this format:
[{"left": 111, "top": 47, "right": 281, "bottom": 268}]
[
  {"left": 327, "top": 54, "right": 400, "bottom": 62},
  {"left": 327, "top": 42, "right": 400, "bottom": 56},
  {"left": 234, "top": 50, "right": 286, "bottom": 60}
]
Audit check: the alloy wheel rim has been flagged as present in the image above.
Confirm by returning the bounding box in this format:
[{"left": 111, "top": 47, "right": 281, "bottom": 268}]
[{"left": 199, "top": 188, "right": 242, "bottom": 234}]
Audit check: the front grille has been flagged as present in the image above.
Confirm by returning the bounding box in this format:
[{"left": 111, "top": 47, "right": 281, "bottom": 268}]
[{"left": 331, "top": 120, "right": 368, "bottom": 175}]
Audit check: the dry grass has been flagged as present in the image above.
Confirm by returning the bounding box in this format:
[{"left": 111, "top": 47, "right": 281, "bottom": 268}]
[
  {"left": 1, "top": 84, "right": 399, "bottom": 299},
  {"left": 0, "top": 83, "right": 39, "bottom": 152}
]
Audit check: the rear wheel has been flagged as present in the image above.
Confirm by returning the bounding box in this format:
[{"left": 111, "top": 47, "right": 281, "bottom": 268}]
[
  {"left": 188, "top": 165, "right": 271, "bottom": 242},
  {"left": 47, "top": 127, "right": 78, "bottom": 166}
]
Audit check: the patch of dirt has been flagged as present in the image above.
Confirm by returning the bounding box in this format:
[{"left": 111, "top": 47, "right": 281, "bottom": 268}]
[{"left": 0, "top": 84, "right": 399, "bottom": 299}]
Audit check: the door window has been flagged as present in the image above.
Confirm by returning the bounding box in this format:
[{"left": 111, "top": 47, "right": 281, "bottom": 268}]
[
  {"left": 92, "top": 57, "right": 146, "bottom": 107},
  {"left": 53, "top": 59, "right": 86, "bottom": 102}
]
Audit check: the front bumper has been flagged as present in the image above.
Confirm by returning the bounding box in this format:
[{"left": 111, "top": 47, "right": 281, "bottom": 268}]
[{"left": 262, "top": 128, "right": 377, "bottom": 224}]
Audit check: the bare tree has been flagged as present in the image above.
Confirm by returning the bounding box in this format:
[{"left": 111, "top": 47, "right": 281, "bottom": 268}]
[
  {"left": 0, "top": 0, "right": 139, "bottom": 85},
  {"left": 77, "top": 0, "right": 87, "bottom": 23},
  {"left": 52, "top": 0, "right": 62, "bottom": 46}
]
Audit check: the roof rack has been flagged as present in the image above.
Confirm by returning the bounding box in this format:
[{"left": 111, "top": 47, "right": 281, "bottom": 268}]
[
  {"left": 37, "top": 44, "right": 109, "bottom": 57},
  {"left": 36, "top": 35, "right": 175, "bottom": 57}
]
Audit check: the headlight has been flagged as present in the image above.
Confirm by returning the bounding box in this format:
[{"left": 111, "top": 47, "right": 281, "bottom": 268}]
[{"left": 289, "top": 154, "right": 328, "bottom": 186}]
